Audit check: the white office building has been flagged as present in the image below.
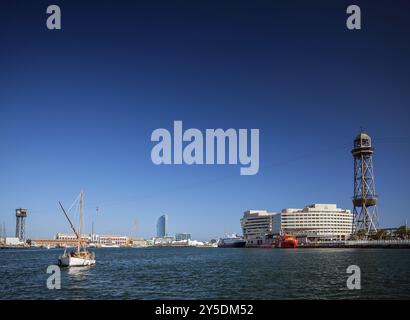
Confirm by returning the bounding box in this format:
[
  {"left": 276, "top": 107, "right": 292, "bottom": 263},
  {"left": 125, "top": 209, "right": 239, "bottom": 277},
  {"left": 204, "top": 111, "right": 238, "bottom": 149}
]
[
  {"left": 274, "top": 204, "right": 353, "bottom": 241},
  {"left": 56, "top": 233, "right": 129, "bottom": 246},
  {"left": 241, "top": 210, "right": 276, "bottom": 245}
]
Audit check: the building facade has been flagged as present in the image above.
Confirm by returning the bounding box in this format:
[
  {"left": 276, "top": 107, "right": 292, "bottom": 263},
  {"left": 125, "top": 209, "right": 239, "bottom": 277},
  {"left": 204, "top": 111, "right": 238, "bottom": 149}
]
[
  {"left": 5, "top": 237, "right": 24, "bottom": 246},
  {"left": 154, "top": 236, "right": 175, "bottom": 245},
  {"left": 241, "top": 210, "right": 276, "bottom": 245},
  {"left": 55, "top": 233, "right": 128, "bottom": 246},
  {"left": 175, "top": 233, "right": 191, "bottom": 241},
  {"left": 55, "top": 233, "right": 89, "bottom": 241},
  {"left": 156, "top": 214, "right": 168, "bottom": 238},
  {"left": 97, "top": 235, "right": 128, "bottom": 246},
  {"left": 275, "top": 204, "right": 353, "bottom": 241}
]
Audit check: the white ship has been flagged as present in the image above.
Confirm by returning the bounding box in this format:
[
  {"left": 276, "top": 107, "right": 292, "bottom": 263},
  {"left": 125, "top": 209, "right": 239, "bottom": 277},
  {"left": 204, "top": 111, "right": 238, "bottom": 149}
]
[
  {"left": 217, "top": 233, "right": 246, "bottom": 248},
  {"left": 58, "top": 191, "right": 96, "bottom": 267}
]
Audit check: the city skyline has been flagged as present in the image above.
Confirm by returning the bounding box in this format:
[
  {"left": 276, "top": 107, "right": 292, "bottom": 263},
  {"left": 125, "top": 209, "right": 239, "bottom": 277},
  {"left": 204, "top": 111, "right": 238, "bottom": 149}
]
[{"left": 1, "top": 0, "right": 410, "bottom": 240}]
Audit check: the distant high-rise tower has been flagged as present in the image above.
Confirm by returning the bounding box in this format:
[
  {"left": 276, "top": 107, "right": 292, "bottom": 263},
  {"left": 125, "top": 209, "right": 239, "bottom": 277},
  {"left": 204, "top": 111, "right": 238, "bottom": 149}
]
[
  {"left": 352, "top": 132, "right": 379, "bottom": 236},
  {"left": 156, "top": 214, "right": 168, "bottom": 238},
  {"left": 15, "top": 208, "right": 28, "bottom": 241}
]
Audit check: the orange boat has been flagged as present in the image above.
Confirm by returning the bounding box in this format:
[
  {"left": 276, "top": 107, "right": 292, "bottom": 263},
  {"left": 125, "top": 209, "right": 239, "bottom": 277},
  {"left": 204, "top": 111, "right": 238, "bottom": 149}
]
[{"left": 274, "top": 234, "right": 298, "bottom": 248}]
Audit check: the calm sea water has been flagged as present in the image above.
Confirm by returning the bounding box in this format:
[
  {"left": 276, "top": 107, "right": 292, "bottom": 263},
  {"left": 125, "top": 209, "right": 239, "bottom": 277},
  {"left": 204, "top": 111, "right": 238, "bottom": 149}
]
[{"left": 0, "top": 247, "right": 409, "bottom": 299}]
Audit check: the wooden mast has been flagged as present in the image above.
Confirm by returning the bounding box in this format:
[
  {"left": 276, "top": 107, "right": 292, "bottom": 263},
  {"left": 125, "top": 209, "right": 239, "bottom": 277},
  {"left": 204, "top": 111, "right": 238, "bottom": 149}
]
[{"left": 78, "top": 191, "right": 83, "bottom": 253}]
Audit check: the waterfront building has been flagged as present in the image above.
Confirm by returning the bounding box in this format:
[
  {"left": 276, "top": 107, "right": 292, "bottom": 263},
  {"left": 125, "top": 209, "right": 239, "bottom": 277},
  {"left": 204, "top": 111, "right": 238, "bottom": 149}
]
[
  {"left": 131, "top": 238, "right": 147, "bottom": 247},
  {"left": 241, "top": 210, "right": 276, "bottom": 245},
  {"left": 5, "top": 237, "right": 24, "bottom": 246},
  {"left": 154, "top": 235, "right": 175, "bottom": 245},
  {"left": 175, "top": 233, "right": 191, "bottom": 241},
  {"left": 30, "top": 238, "right": 79, "bottom": 247},
  {"left": 186, "top": 239, "right": 204, "bottom": 246},
  {"left": 55, "top": 233, "right": 90, "bottom": 241},
  {"left": 55, "top": 233, "right": 128, "bottom": 246},
  {"left": 275, "top": 204, "right": 353, "bottom": 241},
  {"left": 156, "top": 214, "right": 168, "bottom": 237},
  {"left": 97, "top": 235, "right": 128, "bottom": 246}
]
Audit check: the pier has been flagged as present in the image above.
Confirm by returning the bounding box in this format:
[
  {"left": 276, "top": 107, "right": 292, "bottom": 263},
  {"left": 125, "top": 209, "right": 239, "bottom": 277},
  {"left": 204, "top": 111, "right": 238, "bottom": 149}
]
[{"left": 301, "top": 239, "right": 410, "bottom": 249}]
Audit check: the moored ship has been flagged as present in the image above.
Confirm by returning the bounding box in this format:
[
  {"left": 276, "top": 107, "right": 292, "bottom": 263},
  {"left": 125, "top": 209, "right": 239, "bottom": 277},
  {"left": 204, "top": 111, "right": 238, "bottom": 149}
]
[
  {"left": 217, "top": 234, "right": 246, "bottom": 248},
  {"left": 273, "top": 234, "right": 298, "bottom": 248}
]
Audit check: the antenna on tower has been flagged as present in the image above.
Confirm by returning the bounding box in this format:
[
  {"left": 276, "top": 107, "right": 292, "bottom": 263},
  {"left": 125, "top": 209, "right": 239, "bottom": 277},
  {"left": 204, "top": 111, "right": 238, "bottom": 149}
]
[{"left": 352, "top": 131, "right": 379, "bottom": 238}]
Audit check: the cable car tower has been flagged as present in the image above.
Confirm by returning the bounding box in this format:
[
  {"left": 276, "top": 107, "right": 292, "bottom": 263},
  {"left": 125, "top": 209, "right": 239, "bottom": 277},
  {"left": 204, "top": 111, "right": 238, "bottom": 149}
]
[
  {"left": 352, "top": 131, "right": 379, "bottom": 236},
  {"left": 15, "top": 208, "right": 28, "bottom": 241}
]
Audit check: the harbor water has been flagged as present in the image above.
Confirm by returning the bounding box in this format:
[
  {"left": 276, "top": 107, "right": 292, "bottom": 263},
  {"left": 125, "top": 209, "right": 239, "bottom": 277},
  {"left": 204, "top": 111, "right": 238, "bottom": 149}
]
[{"left": 1, "top": 247, "right": 410, "bottom": 299}]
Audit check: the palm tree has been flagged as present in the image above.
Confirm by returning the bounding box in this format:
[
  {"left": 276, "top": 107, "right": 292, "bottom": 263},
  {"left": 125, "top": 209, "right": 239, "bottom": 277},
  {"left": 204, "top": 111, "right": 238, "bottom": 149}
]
[
  {"left": 355, "top": 229, "right": 366, "bottom": 239},
  {"left": 375, "top": 229, "right": 386, "bottom": 240},
  {"left": 395, "top": 226, "right": 408, "bottom": 239}
]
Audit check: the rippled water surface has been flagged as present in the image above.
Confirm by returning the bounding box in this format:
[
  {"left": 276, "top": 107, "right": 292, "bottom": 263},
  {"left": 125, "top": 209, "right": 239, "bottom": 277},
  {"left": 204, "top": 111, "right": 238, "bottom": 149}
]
[{"left": 1, "top": 247, "right": 409, "bottom": 299}]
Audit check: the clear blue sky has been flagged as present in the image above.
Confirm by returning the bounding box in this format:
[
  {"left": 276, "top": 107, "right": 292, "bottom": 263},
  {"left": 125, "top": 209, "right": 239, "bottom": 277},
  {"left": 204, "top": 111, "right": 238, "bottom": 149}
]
[{"left": 1, "top": 0, "right": 410, "bottom": 240}]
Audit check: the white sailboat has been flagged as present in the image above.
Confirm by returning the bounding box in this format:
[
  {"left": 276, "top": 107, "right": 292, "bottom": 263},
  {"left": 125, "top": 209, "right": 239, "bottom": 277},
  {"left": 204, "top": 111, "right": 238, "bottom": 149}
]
[{"left": 58, "top": 191, "right": 96, "bottom": 267}]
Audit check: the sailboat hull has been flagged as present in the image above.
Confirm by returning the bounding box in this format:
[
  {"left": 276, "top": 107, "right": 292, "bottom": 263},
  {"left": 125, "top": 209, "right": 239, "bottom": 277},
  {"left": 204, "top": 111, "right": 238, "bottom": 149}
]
[{"left": 58, "top": 256, "right": 96, "bottom": 267}]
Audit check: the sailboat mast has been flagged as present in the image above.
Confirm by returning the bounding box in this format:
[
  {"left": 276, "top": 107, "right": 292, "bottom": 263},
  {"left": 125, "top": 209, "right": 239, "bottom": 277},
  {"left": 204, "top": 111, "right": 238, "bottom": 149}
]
[{"left": 78, "top": 191, "right": 83, "bottom": 253}]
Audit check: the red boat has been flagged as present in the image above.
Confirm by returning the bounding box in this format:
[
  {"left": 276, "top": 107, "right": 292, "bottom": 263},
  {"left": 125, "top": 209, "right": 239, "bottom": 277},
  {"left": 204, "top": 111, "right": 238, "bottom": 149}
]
[{"left": 274, "top": 234, "right": 298, "bottom": 248}]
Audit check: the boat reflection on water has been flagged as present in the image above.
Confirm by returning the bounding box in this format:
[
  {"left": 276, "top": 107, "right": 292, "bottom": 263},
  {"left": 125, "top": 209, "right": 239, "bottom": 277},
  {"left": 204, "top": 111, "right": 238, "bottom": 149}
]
[{"left": 66, "top": 265, "right": 93, "bottom": 279}]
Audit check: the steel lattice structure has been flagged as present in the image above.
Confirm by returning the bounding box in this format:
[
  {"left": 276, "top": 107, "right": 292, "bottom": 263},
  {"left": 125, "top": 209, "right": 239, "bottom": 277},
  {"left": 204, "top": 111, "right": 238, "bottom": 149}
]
[
  {"left": 15, "top": 208, "right": 27, "bottom": 241},
  {"left": 352, "top": 132, "right": 379, "bottom": 236}
]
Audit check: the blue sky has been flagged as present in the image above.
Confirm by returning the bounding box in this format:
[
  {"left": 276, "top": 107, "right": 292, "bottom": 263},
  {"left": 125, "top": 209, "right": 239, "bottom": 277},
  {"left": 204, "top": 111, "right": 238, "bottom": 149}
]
[{"left": 1, "top": 0, "right": 410, "bottom": 240}]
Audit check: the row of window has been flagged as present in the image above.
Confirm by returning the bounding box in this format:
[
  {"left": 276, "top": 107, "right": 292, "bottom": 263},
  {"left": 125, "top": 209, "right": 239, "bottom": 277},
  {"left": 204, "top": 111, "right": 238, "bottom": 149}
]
[
  {"left": 282, "top": 215, "right": 352, "bottom": 218},
  {"left": 283, "top": 224, "right": 352, "bottom": 227},
  {"left": 282, "top": 219, "right": 352, "bottom": 221},
  {"left": 282, "top": 228, "right": 352, "bottom": 231},
  {"left": 282, "top": 214, "right": 352, "bottom": 217}
]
